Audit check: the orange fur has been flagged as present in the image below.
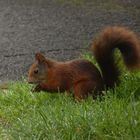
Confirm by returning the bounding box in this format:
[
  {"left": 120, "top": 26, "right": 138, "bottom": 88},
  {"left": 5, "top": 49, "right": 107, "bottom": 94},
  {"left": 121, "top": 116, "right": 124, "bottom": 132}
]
[{"left": 28, "top": 26, "right": 140, "bottom": 100}]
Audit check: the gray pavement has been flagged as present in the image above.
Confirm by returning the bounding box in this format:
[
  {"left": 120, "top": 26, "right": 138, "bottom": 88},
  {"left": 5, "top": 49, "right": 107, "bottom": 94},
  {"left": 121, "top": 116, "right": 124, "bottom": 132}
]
[{"left": 0, "top": 0, "right": 139, "bottom": 82}]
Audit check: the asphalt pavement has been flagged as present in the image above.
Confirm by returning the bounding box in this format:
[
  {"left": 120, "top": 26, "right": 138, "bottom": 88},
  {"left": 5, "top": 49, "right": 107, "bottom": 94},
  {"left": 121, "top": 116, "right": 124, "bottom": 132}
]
[{"left": 0, "top": 0, "right": 139, "bottom": 82}]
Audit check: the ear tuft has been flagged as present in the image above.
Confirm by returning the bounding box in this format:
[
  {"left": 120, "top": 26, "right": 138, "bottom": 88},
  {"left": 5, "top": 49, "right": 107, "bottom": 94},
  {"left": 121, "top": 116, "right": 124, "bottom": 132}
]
[{"left": 35, "top": 53, "right": 46, "bottom": 63}]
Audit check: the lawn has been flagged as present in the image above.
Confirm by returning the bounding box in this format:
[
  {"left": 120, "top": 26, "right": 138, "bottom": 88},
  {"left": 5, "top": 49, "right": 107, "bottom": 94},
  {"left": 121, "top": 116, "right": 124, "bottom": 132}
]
[{"left": 0, "top": 55, "right": 140, "bottom": 140}]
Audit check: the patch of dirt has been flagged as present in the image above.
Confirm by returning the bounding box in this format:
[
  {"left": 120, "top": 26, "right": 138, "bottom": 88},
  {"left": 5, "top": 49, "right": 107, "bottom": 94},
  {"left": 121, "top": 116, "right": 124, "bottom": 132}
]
[{"left": 0, "top": 0, "right": 139, "bottom": 82}]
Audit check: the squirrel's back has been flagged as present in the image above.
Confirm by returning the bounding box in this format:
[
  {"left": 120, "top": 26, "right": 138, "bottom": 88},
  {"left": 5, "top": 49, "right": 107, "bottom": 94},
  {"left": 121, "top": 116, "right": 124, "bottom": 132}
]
[{"left": 49, "top": 59, "right": 103, "bottom": 84}]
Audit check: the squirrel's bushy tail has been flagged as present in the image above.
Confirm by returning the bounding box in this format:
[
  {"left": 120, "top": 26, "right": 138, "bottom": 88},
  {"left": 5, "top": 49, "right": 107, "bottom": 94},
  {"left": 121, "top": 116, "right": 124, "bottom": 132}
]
[{"left": 92, "top": 26, "right": 140, "bottom": 88}]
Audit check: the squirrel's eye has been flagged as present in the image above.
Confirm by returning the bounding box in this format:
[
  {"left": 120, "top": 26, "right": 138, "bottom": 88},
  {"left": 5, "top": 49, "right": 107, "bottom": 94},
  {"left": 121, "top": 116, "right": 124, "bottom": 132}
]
[{"left": 34, "top": 69, "right": 38, "bottom": 74}]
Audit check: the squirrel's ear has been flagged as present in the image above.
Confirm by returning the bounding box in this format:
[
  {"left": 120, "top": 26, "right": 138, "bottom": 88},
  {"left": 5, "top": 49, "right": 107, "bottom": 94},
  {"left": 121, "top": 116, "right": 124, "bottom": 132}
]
[{"left": 35, "top": 53, "right": 46, "bottom": 63}]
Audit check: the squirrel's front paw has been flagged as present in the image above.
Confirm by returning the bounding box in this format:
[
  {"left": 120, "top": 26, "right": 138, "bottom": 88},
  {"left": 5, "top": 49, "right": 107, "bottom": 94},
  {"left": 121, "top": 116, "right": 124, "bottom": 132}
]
[{"left": 32, "top": 84, "right": 42, "bottom": 92}]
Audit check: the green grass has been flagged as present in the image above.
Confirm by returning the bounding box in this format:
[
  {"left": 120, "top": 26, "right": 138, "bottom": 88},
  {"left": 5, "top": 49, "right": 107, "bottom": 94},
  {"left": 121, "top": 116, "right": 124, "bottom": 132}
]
[{"left": 0, "top": 58, "right": 140, "bottom": 140}]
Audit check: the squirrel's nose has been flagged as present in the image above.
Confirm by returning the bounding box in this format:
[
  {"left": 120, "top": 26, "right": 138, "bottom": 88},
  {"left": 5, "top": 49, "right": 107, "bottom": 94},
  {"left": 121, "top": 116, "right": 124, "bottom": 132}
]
[{"left": 28, "top": 79, "right": 34, "bottom": 84}]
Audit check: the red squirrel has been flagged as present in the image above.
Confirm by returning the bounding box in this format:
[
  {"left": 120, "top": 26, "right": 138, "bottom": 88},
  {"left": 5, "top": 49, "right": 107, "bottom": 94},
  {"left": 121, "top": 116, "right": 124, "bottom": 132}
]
[{"left": 28, "top": 26, "right": 140, "bottom": 100}]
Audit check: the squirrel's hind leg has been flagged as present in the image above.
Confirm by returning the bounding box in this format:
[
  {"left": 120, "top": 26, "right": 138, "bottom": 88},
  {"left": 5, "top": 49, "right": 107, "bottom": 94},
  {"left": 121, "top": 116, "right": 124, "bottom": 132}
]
[{"left": 74, "top": 80, "right": 101, "bottom": 100}]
